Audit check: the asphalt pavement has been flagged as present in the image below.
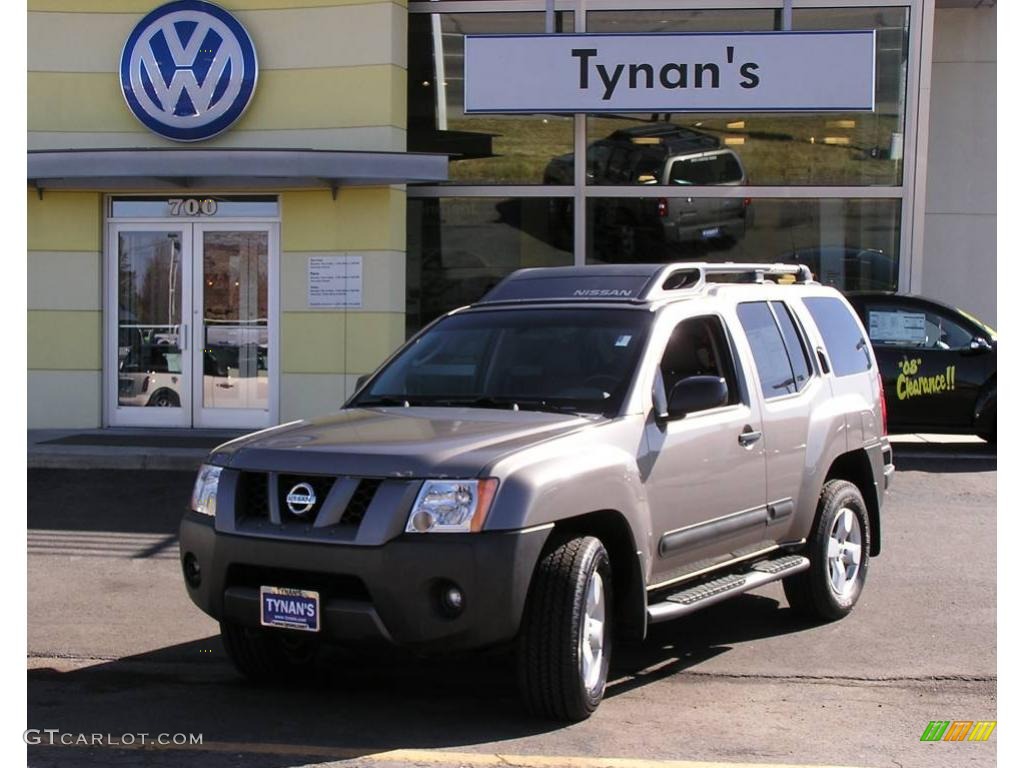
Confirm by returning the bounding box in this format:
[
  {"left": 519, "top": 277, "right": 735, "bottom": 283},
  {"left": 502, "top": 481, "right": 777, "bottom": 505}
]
[{"left": 26, "top": 442, "right": 997, "bottom": 768}]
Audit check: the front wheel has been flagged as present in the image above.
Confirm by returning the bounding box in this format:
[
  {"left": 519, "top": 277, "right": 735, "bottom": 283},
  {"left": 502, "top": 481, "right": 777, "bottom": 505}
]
[
  {"left": 517, "top": 536, "right": 613, "bottom": 721},
  {"left": 783, "top": 480, "right": 870, "bottom": 621}
]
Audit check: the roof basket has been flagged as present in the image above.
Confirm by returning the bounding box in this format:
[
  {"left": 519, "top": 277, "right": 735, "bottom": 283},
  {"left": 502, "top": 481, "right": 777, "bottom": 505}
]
[
  {"left": 642, "top": 262, "right": 816, "bottom": 301},
  {"left": 475, "top": 262, "right": 816, "bottom": 307}
]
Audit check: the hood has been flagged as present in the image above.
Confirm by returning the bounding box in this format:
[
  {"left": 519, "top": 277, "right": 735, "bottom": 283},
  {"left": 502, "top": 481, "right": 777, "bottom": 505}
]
[{"left": 211, "top": 407, "right": 594, "bottom": 478}]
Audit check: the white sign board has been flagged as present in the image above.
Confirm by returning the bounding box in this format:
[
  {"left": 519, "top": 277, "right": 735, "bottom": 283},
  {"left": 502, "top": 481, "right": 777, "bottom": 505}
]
[
  {"left": 869, "top": 310, "right": 927, "bottom": 344},
  {"left": 464, "top": 31, "right": 875, "bottom": 113},
  {"left": 308, "top": 255, "right": 362, "bottom": 308}
]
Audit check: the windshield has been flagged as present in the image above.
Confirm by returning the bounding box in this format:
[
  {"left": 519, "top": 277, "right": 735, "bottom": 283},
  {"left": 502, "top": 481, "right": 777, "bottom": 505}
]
[{"left": 354, "top": 308, "right": 653, "bottom": 416}]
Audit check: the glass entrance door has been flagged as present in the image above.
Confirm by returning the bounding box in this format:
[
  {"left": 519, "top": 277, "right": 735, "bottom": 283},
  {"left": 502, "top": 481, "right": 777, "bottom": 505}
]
[
  {"left": 192, "top": 223, "right": 275, "bottom": 429},
  {"left": 109, "top": 225, "right": 193, "bottom": 428},
  {"left": 106, "top": 221, "right": 277, "bottom": 429}
]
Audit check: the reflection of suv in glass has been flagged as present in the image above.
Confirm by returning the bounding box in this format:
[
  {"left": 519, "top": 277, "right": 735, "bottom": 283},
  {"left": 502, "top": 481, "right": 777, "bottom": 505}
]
[
  {"left": 181, "top": 263, "right": 892, "bottom": 722},
  {"left": 545, "top": 124, "right": 751, "bottom": 257}
]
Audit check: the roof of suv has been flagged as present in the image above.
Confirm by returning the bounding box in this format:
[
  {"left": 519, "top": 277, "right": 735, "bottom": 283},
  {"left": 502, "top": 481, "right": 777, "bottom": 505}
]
[{"left": 477, "top": 263, "right": 817, "bottom": 308}]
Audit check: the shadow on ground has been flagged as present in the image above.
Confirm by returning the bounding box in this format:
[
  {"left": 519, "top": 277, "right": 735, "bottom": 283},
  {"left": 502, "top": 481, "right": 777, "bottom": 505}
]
[
  {"left": 891, "top": 440, "right": 996, "bottom": 473},
  {"left": 28, "top": 591, "right": 817, "bottom": 766}
]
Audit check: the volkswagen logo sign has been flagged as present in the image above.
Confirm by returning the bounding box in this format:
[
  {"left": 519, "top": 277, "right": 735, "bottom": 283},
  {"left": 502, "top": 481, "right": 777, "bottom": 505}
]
[
  {"left": 285, "top": 483, "right": 317, "bottom": 516},
  {"left": 119, "top": 1, "right": 258, "bottom": 142}
]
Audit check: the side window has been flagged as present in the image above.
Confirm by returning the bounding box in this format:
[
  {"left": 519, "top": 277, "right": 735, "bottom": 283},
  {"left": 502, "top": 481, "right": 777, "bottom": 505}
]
[
  {"left": 770, "top": 301, "right": 812, "bottom": 391},
  {"left": 866, "top": 303, "right": 975, "bottom": 350},
  {"left": 659, "top": 315, "right": 740, "bottom": 408},
  {"left": 803, "top": 296, "right": 872, "bottom": 377},
  {"left": 737, "top": 302, "right": 798, "bottom": 398}
]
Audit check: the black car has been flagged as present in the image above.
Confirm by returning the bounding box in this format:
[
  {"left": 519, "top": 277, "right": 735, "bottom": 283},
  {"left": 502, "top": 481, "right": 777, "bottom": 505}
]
[{"left": 846, "top": 293, "right": 996, "bottom": 442}]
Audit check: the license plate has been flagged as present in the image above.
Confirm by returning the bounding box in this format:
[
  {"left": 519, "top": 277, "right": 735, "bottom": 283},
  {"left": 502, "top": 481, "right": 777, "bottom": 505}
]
[
  {"left": 701, "top": 227, "right": 721, "bottom": 239},
  {"left": 259, "top": 586, "right": 320, "bottom": 632}
]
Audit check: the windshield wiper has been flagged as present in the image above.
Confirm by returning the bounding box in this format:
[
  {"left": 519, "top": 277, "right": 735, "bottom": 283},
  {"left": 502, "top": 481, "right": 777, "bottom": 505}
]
[
  {"left": 510, "top": 399, "right": 588, "bottom": 416},
  {"left": 424, "top": 396, "right": 587, "bottom": 416},
  {"left": 429, "top": 396, "right": 522, "bottom": 410},
  {"left": 356, "top": 396, "right": 411, "bottom": 407}
]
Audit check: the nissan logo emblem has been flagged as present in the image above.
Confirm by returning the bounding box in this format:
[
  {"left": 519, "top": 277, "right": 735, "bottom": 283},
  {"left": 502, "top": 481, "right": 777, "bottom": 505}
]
[{"left": 285, "top": 482, "right": 317, "bottom": 515}]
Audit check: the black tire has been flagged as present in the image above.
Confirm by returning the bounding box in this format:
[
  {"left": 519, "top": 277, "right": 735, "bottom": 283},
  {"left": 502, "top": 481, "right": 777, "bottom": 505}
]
[
  {"left": 783, "top": 480, "right": 871, "bottom": 621},
  {"left": 147, "top": 388, "right": 180, "bottom": 408},
  {"left": 220, "top": 621, "right": 319, "bottom": 685},
  {"left": 517, "top": 536, "right": 613, "bottom": 722},
  {"left": 978, "top": 410, "right": 996, "bottom": 444}
]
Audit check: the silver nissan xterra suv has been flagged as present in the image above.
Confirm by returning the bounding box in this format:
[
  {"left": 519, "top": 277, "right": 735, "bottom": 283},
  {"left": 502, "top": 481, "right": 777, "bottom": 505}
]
[{"left": 180, "top": 262, "right": 894, "bottom": 721}]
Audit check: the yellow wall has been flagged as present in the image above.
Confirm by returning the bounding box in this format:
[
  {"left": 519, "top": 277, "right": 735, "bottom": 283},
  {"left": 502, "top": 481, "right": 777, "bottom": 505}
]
[
  {"left": 26, "top": 1, "right": 410, "bottom": 428},
  {"left": 28, "top": 0, "right": 408, "bottom": 151},
  {"left": 27, "top": 191, "right": 104, "bottom": 427}
]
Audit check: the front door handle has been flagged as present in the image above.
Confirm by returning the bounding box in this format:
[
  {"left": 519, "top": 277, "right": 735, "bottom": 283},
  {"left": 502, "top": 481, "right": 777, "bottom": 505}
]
[{"left": 738, "top": 427, "right": 762, "bottom": 447}]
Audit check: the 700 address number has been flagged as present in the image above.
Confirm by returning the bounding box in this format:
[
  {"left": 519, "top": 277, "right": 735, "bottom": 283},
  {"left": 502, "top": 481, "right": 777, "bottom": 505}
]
[{"left": 168, "top": 198, "right": 218, "bottom": 216}]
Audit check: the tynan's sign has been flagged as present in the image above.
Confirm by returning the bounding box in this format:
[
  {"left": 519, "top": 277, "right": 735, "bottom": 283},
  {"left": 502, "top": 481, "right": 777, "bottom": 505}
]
[
  {"left": 464, "top": 32, "right": 876, "bottom": 114},
  {"left": 120, "top": 0, "right": 258, "bottom": 142}
]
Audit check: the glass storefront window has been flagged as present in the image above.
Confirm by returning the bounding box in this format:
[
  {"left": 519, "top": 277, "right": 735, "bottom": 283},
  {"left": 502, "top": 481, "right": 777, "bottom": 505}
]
[
  {"left": 584, "top": 8, "right": 909, "bottom": 187},
  {"left": 586, "top": 197, "right": 900, "bottom": 293},
  {"left": 408, "top": 12, "right": 575, "bottom": 184},
  {"left": 407, "top": 197, "right": 574, "bottom": 333}
]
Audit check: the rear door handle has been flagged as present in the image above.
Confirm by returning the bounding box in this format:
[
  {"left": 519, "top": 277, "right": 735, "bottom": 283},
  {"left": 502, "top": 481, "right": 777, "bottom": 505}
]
[{"left": 738, "top": 427, "right": 762, "bottom": 447}]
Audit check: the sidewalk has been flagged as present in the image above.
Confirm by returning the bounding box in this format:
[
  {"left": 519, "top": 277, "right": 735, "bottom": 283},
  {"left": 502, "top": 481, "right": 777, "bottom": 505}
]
[
  {"left": 28, "top": 429, "right": 247, "bottom": 471},
  {"left": 27, "top": 428, "right": 991, "bottom": 472}
]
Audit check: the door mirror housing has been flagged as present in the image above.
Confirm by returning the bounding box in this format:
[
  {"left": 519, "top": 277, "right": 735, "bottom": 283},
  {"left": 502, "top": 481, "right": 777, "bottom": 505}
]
[
  {"left": 355, "top": 374, "right": 370, "bottom": 391},
  {"left": 666, "top": 375, "right": 729, "bottom": 420},
  {"left": 963, "top": 337, "right": 993, "bottom": 355}
]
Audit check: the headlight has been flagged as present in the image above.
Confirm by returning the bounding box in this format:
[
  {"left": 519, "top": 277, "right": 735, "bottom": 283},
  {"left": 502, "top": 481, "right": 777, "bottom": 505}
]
[
  {"left": 190, "top": 464, "right": 222, "bottom": 517},
  {"left": 406, "top": 479, "right": 498, "bottom": 533}
]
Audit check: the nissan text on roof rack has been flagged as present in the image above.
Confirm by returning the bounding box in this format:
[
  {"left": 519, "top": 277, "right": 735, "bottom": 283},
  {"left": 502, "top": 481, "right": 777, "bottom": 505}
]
[{"left": 180, "top": 262, "right": 894, "bottom": 721}]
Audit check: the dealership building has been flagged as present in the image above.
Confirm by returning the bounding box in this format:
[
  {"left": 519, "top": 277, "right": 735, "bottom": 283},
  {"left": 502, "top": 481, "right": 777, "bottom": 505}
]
[{"left": 26, "top": 0, "right": 996, "bottom": 431}]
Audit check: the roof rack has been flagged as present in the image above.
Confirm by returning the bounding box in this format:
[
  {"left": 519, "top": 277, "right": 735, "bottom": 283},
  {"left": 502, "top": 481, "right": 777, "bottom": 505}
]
[
  {"left": 475, "top": 262, "right": 816, "bottom": 307},
  {"left": 644, "top": 262, "right": 816, "bottom": 301}
]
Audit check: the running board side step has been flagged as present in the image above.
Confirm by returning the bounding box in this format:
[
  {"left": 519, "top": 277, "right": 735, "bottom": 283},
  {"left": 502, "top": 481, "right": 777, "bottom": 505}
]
[{"left": 647, "top": 555, "right": 810, "bottom": 624}]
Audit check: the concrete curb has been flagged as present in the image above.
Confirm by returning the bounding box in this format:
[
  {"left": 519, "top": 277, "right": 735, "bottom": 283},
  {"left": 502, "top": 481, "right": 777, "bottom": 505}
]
[{"left": 28, "top": 452, "right": 207, "bottom": 472}]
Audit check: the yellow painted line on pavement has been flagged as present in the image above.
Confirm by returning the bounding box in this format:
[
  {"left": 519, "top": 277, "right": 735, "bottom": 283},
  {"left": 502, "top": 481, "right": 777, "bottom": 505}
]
[{"left": 33, "top": 738, "right": 865, "bottom": 768}]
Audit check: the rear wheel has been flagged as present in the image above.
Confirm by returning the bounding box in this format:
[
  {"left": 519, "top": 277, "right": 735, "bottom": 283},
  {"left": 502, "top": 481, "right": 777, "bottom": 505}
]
[
  {"left": 220, "top": 621, "right": 319, "bottom": 684},
  {"left": 784, "top": 480, "right": 870, "bottom": 621},
  {"left": 517, "top": 536, "right": 613, "bottom": 721}
]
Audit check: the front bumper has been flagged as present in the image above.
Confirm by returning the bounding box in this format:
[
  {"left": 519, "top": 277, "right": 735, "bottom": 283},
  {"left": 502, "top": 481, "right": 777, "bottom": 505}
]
[{"left": 179, "top": 513, "right": 550, "bottom": 652}]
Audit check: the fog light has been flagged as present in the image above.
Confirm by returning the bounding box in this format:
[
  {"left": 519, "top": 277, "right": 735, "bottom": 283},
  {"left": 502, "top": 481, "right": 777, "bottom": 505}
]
[
  {"left": 183, "top": 552, "right": 202, "bottom": 588},
  {"left": 439, "top": 583, "right": 464, "bottom": 617}
]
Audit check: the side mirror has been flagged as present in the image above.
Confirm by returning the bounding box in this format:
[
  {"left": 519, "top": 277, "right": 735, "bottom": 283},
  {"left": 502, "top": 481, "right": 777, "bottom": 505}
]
[
  {"left": 963, "top": 337, "right": 993, "bottom": 355},
  {"left": 355, "top": 374, "right": 370, "bottom": 391},
  {"left": 666, "top": 376, "right": 729, "bottom": 420}
]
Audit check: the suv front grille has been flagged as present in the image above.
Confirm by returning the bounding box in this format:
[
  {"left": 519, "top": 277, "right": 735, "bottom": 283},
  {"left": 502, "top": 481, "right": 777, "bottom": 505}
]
[{"left": 232, "top": 471, "right": 384, "bottom": 531}]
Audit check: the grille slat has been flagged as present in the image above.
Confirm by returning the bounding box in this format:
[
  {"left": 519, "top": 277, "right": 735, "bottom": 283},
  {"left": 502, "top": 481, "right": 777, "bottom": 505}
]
[
  {"left": 341, "top": 479, "right": 383, "bottom": 526},
  {"left": 237, "top": 472, "right": 270, "bottom": 522}
]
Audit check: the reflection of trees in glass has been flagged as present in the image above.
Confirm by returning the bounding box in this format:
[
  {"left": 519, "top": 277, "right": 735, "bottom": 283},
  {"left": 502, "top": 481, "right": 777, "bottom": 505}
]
[{"left": 118, "top": 233, "right": 180, "bottom": 329}]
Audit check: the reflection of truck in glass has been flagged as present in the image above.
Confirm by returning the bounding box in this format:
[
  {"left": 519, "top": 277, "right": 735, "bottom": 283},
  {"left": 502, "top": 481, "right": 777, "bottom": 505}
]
[{"left": 544, "top": 124, "right": 751, "bottom": 258}]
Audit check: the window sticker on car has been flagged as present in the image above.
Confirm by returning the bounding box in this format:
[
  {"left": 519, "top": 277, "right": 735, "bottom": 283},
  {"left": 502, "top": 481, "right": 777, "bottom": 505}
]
[
  {"left": 869, "top": 311, "right": 927, "bottom": 344},
  {"left": 615, "top": 335, "right": 632, "bottom": 347}
]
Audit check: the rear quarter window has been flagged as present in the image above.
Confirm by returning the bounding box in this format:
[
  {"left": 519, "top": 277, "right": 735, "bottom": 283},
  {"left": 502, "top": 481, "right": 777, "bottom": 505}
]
[{"left": 803, "top": 296, "right": 872, "bottom": 377}]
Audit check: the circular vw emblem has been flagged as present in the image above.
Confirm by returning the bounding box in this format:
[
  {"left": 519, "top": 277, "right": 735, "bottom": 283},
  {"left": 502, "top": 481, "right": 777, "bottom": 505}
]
[
  {"left": 285, "top": 483, "right": 317, "bottom": 516},
  {"left": 119, "top": 1, "right": 258, "bottom": 142}
]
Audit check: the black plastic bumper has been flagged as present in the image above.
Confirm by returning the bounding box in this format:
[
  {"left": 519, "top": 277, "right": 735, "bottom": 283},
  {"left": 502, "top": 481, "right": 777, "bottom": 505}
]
[{"left": 178, "top": 513, "right": 551, "bottom": 652}]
